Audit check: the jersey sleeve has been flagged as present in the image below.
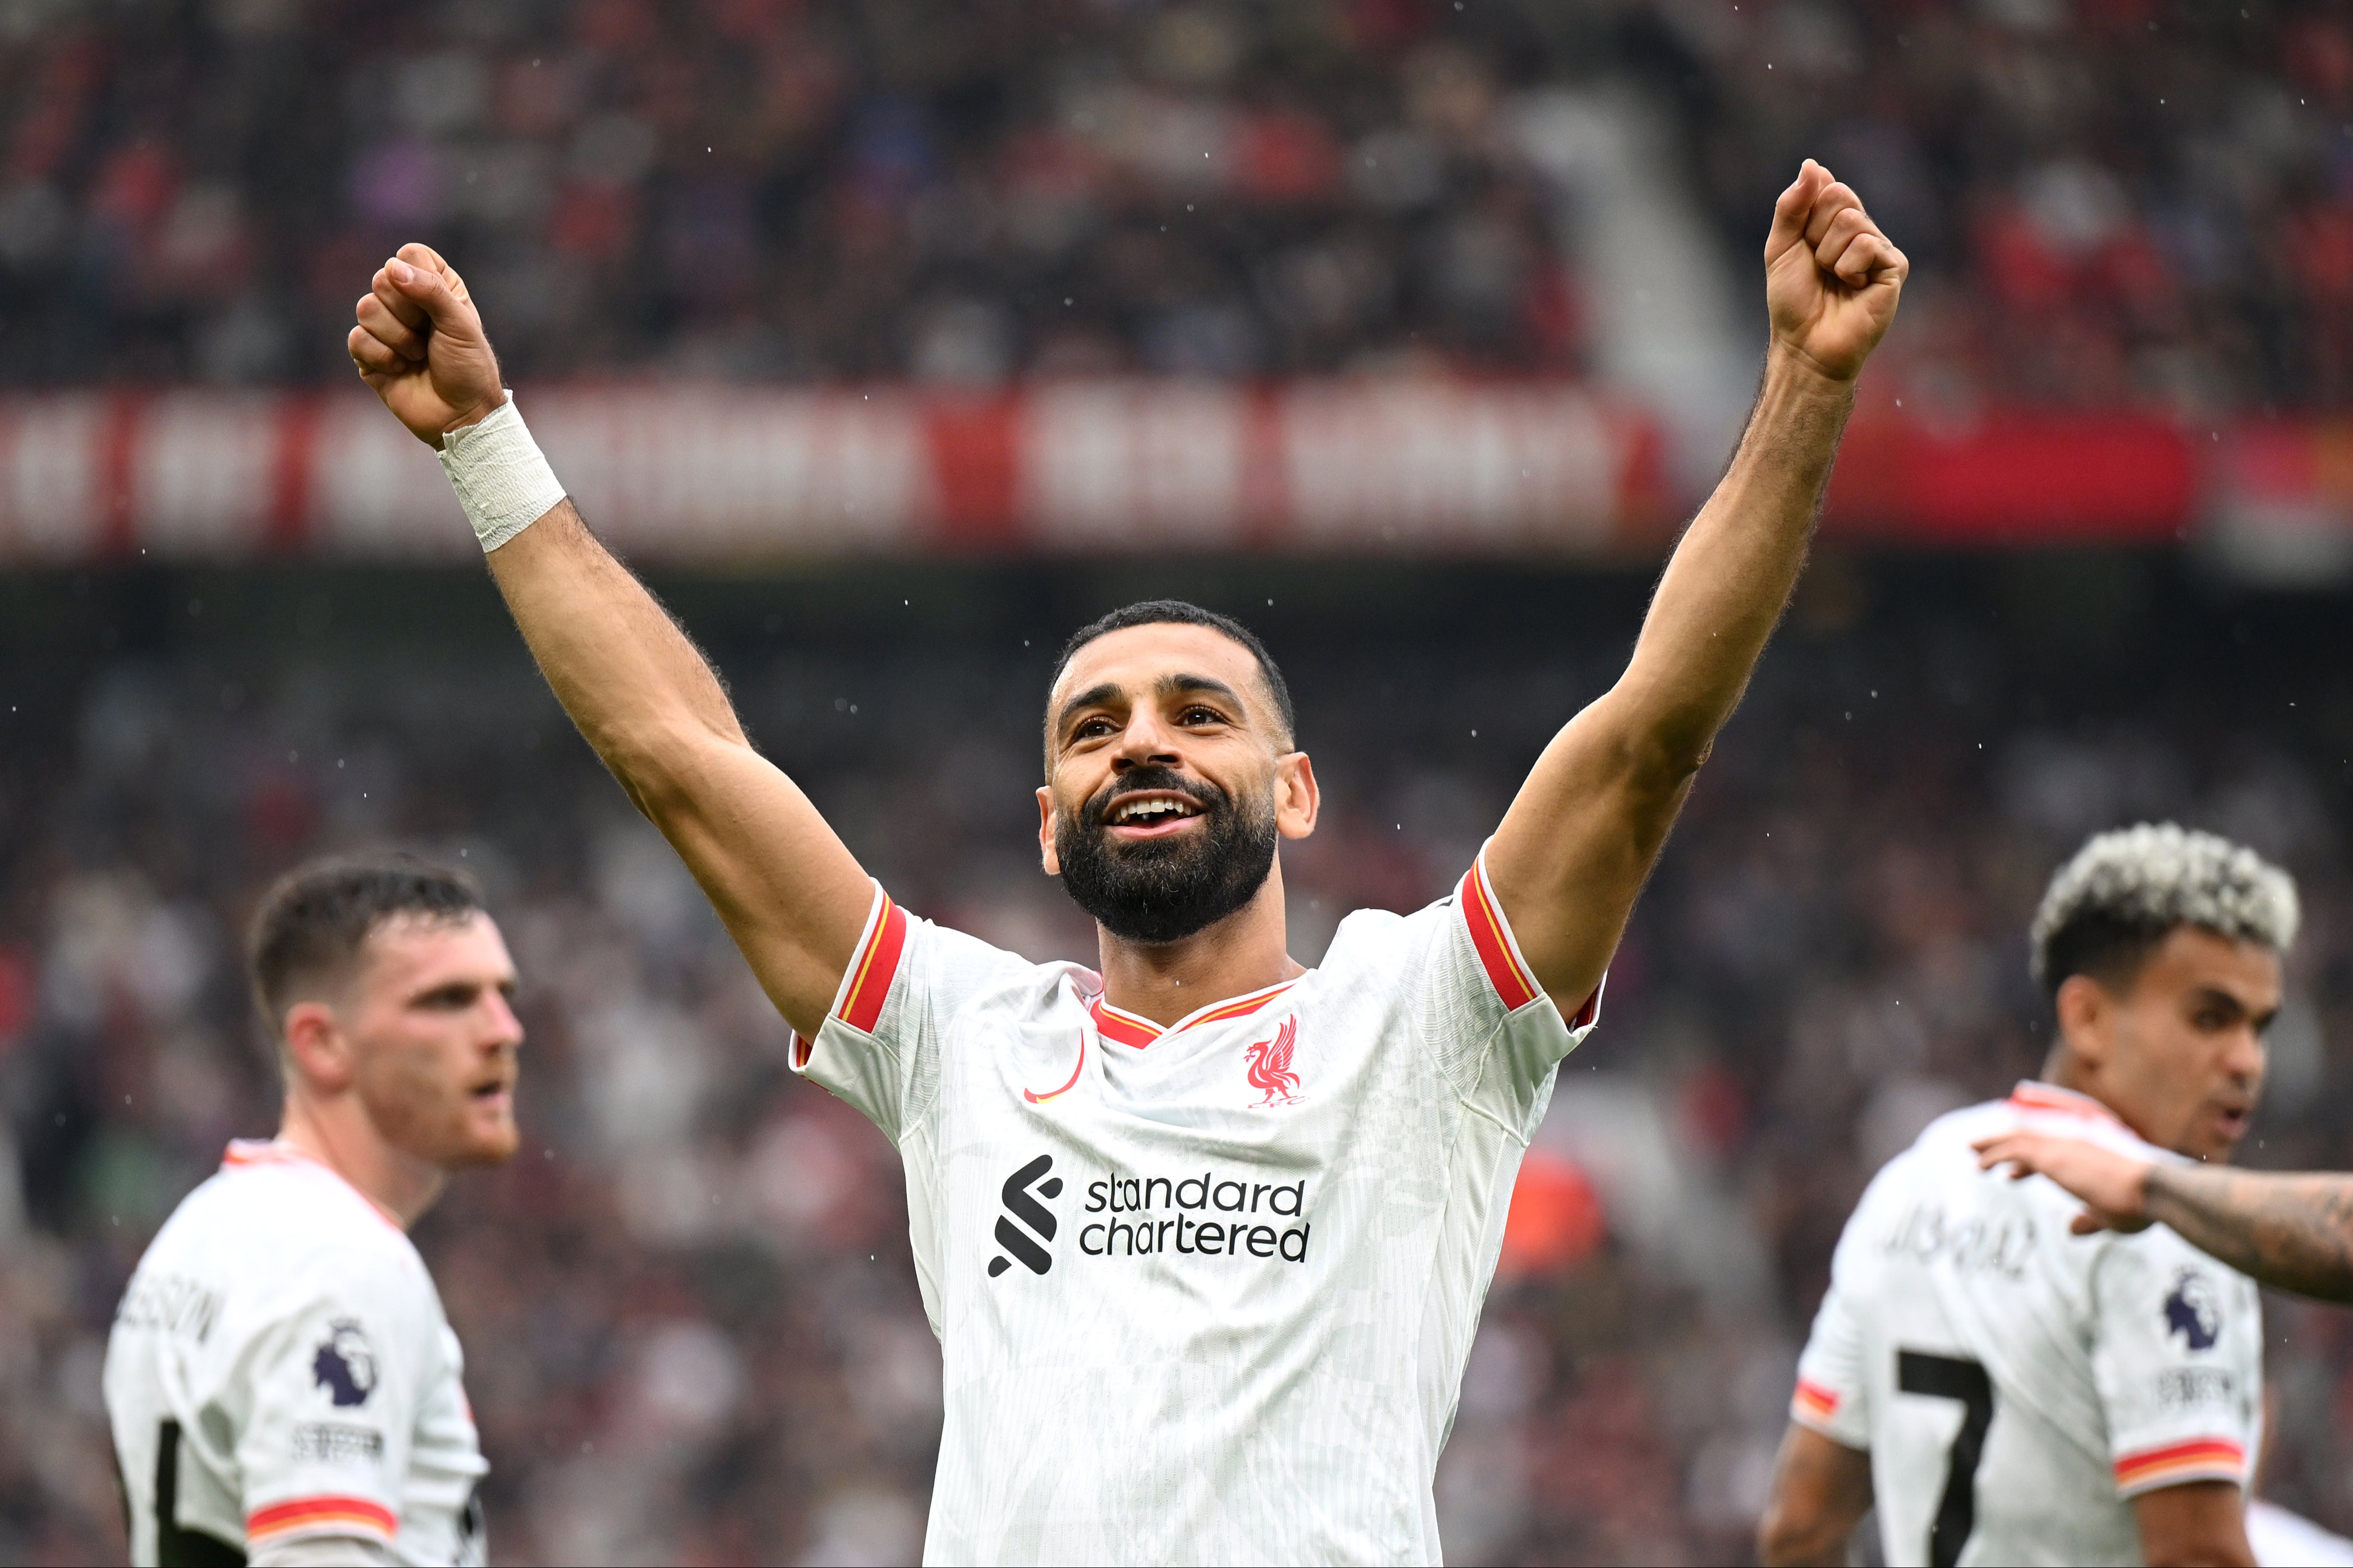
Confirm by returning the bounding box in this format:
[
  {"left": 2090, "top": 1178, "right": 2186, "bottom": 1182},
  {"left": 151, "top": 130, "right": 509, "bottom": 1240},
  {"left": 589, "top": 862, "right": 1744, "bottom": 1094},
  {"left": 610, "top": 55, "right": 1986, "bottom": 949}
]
[
  {"left": 1326, "top": 844, "right": 1602, "bottom": 1133},
  {"left": 1790, "top": 1238, "right": 1873, "bottom": 1450},
  {"left": 788, "top": 881, "right": 1039, "bottom": 1141},
  {"left": 2090, "top": 1233, "right": 2264, "bottom": 1498},
  {"left": 233, "top": 1247, "right": 430, "bottom": 1555}
]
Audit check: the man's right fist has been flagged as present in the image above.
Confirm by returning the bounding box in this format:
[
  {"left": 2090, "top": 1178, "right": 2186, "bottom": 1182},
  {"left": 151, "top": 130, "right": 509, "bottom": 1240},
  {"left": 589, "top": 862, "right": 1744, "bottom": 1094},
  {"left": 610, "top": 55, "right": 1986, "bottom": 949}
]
[{"left": 348, "top": 242, "right": 506, "bottom": 447}]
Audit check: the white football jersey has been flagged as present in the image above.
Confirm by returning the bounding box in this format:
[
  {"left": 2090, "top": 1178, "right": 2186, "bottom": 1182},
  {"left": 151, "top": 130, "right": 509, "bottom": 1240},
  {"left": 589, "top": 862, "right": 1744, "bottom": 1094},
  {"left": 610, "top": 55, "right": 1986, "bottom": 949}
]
[
  {"left": 1792, "top": 1083, "right": 2264, "bottom": 1567},
  {"left": 792, "top": 852, "right": 1599, "bottom": 1566},
  {"left": 104, "top": 1141, "right": 488, "bottom": 1566}
]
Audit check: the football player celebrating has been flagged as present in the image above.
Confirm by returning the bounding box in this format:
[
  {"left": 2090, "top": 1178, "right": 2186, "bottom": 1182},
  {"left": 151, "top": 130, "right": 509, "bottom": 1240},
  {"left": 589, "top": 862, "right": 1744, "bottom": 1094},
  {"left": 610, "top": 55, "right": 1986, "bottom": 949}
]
[
  {"left": 106, "top": 857, "right": 521, "bottom": 1566},
  {"left": 1760, "top": 825, "right": 2292, "bottom": 1568},
  {"left": 346, "top": 160, "right": 1903, "bottom": 1563}
]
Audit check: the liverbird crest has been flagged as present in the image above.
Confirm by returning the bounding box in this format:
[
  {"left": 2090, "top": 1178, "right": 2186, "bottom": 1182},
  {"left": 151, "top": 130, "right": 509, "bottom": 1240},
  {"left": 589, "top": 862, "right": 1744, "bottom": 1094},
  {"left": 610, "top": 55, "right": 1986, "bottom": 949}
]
[{"left": 1244, "top": 1017, "right": 1301, "bottom": 1107}]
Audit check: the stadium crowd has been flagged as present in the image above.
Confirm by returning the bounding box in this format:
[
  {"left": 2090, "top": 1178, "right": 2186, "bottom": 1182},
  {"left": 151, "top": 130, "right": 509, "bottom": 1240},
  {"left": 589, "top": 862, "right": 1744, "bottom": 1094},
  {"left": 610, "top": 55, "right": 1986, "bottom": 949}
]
[
  {"left": 1, "top": 0, "right": 2348, "bottom": 407},
  {"left": 3, "top": 562, "right": 2352, "bottom": 1565}
]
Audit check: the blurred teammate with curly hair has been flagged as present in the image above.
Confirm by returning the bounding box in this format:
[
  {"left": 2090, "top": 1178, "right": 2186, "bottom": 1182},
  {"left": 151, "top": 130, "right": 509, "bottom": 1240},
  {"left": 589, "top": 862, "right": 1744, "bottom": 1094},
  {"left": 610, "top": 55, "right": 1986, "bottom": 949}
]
[{"left": 1762, "top": 824, "right": 2295, "bottom": 1568}]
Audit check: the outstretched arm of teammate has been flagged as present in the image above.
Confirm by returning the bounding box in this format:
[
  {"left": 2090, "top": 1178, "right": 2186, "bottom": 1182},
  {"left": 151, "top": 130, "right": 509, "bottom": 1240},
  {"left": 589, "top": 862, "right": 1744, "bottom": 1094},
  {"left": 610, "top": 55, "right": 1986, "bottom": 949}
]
[
  {"left": 1978, "top": 1130, "right": 2353, "bottom": 1303},
  {"left": 1487, "top": 160, "right": 1905, "bottom": 1014},
  {"left": 348, "top": 243, "right": 871, "bottom": 1038},
  {"left": 1756, "top": 1423, "right": 1872, "bottom": 1567}
]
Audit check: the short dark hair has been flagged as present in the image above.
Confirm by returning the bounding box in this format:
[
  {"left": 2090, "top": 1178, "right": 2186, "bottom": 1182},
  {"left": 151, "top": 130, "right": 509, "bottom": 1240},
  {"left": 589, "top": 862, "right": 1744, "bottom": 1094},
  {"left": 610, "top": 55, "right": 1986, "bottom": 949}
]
[
  {"left": 1048, "top": 600, "right": 1296, "bottom": 767},
  {"left": 249, "top": 853, "right": 484, "bottom": 1031}
]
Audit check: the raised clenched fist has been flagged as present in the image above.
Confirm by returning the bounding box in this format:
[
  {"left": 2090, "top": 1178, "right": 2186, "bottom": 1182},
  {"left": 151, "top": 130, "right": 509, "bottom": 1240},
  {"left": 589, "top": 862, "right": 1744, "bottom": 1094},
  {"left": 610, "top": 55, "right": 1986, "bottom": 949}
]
[
  {"left": 347, "top": 242, "right": 507, "bottom": 447},
  {"left": 1764, "top": 159, "right": 1908, "bottom": 384}
]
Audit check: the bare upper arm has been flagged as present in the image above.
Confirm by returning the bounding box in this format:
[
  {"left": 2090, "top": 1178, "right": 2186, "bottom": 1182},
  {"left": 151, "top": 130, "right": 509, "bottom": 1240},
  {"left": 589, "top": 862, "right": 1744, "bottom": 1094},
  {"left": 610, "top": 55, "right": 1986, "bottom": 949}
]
[
  {"left": 635, "top": 732, "right": 874, "bottom": 1040},
  {"left": 1487, "top": 688, "right": 1686, "bottom": 1014},
  {"left": 2132, "top": 1481, "right": 2254, "bottom": 1568},
  {"left": 480, "top": 505, "right": 873, "bottom": 1038},
  {"left": 1758, "top": 1422, "right": 1873, "bottom": 1568}
]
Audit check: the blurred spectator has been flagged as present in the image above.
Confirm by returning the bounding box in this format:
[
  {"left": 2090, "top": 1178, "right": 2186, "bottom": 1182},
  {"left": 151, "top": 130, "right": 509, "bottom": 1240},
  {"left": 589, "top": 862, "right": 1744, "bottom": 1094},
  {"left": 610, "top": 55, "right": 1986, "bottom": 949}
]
[
  {"left": 0, "top": 0, "right": 1588, "bottom": 388},
  {"left": 1652, "top": 0, "right": 2353, "bottom": 413},
  {"left": 6, "top": 3, "right": 2349, "bottom": 413}
]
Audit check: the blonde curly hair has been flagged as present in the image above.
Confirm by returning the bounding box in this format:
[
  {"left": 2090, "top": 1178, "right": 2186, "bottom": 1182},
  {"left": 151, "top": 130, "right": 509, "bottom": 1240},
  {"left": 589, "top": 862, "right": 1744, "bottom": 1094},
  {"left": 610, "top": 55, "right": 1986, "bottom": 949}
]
[{"left": 2030, "top": 822, "right": 2299, "bottom": 995}]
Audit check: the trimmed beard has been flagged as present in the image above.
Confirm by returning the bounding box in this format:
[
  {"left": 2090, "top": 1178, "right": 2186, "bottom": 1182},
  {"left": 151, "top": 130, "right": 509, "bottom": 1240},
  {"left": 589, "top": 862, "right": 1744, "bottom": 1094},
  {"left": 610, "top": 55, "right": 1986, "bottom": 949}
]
[{"left": 1054, "top": 765, "right": 1279, "bottom": 944}]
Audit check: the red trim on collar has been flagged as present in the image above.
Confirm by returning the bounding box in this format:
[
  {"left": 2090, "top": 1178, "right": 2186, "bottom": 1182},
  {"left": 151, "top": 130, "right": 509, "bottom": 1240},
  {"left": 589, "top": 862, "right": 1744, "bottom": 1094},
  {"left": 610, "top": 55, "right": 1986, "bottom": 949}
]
[
  {"left": 2007, "top": 1083, "right": 2125, "bottom": 1126},
  {"left": 221, "top": 1141, "right": 403, "bottom": 1230},
  {"left": 1087, "top": 982, "right": 1297, "bottom": 1049}
]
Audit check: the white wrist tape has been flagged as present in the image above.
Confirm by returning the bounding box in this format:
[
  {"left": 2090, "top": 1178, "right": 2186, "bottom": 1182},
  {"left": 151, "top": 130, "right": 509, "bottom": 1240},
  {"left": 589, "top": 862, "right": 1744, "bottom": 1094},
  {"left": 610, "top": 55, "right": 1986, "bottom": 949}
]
[{"left": 435, "top": 392, "right": 566, "bottom": 552}]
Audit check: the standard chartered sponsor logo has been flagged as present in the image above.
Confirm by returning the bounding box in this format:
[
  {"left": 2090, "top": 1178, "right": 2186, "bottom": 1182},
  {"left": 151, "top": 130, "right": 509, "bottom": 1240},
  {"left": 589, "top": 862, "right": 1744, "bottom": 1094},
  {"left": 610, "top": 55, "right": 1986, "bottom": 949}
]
[
  {"left": 1078, "top": 1168, "right": 1313, "bottom": 1262},
  {"left": 988, "top": 1154, "right": 1062, "bottom": 1278}
]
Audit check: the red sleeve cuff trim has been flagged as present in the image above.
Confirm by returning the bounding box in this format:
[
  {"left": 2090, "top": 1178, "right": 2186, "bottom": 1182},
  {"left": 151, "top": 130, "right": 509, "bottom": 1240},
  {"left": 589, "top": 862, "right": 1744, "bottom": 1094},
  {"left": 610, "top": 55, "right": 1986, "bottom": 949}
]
[
  {"left": 2114, "top": 1437, "right": 2246, "bottom": 1492},
  {"left": 1458, "top": 857, "right": 1541, "bottom": 1012},
  {"left": 246, "top": 1496, "right": 397, "bottom": 1541},
  {"left": 838, "top": 890, "right": 909, "bottom": 1034},
  {"left": 1792, "top": 1378, "right": 1842, "bottom": 1421}
]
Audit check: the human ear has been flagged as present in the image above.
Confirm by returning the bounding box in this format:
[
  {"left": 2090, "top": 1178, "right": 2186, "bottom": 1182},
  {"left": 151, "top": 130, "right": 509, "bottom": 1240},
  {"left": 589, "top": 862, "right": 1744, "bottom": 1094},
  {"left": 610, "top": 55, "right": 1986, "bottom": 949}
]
[
  {"left": 282, "top": 1001, "right": 356, "bottom": 1093},
  {"left": 1276, "top": 752, "right": 1319, "bottom": 840},
  {"left": 1037, "top": 785, "right": 1061, "bottom": 875},
  {"left": 2054, "top": 975, "right": 2111, "bottom": 1068}
]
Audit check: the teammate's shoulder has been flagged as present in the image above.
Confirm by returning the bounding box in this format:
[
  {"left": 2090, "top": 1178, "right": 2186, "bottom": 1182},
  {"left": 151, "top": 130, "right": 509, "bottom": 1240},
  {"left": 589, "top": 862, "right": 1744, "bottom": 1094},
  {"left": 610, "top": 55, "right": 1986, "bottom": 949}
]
[
  {"left": 1841, "top": 1097, "right": 2030, "bottom": 1212},
  {"left": 1883, "top": 1095, "right": 2016, "bottom": 1164},
  {"left": 194, "top": 1144, "right": 428, "bottom": 1276}
]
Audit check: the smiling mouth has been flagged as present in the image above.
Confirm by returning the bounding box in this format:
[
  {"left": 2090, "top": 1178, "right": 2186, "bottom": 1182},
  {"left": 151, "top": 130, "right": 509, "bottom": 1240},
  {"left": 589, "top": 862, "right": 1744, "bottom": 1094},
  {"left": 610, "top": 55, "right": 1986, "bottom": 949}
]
[{"left": 1104, "top": 793, "right": 1205, "bottom": 833}]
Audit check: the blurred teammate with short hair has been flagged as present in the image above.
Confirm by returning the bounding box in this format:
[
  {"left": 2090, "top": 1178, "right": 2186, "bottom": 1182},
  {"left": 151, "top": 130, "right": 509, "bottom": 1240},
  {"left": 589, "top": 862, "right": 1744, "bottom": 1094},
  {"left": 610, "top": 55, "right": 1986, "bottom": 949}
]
[
  {"left": 348, "top": 161, "right": 1905, "bottom": 1563},
  {"left": 105, "top": 856, "right": 522, "bottom": 1567},
  {"left": 1760, "top": 824, "right": 2294, "bottom": 1568}
]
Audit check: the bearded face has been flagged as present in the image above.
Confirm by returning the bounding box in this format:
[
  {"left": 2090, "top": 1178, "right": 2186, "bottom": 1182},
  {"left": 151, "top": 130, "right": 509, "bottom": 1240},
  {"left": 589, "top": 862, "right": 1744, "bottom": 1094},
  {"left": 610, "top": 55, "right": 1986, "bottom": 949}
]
[{"left": 1054, "top": 764, "right": 1279, "bottom": 944}]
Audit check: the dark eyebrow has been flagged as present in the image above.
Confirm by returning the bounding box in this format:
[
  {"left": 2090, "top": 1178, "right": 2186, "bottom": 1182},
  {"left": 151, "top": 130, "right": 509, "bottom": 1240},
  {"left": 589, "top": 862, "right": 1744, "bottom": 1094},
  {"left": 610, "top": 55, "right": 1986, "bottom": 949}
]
[
  {"left": 1056, "top": 681, "right": 1126, "bottom": 738},
  {"left": 2189, "top": 986, "right": 2254, "bottom": 1017},
  {"left": 1160, "top": 673, "right": 1246, "bottom": 710},
  {"left": 1054, "top": 673, "right": 1251, "bottom": 746}
]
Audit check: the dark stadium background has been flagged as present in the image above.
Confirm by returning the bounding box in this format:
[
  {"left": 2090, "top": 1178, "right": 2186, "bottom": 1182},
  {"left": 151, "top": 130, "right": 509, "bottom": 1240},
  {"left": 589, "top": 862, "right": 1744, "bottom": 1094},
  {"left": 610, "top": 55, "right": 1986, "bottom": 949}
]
[{"left": 7, "top": 3, "right": 2353, "bottom": 1564}]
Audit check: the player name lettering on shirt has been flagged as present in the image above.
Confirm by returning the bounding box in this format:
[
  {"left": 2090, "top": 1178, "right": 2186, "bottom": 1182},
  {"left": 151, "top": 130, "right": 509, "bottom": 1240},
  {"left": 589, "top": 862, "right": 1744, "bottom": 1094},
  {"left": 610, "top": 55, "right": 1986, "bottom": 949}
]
[
  {"left": 113, "top": 1272, "right": 223, "bottom": 1343},
  {"left": 1079, "top": 1169, "right": 1313, "bottom": 1262},
  {"left": 1880, "top": 1200, "right": 2036, "bottom": 1280}
]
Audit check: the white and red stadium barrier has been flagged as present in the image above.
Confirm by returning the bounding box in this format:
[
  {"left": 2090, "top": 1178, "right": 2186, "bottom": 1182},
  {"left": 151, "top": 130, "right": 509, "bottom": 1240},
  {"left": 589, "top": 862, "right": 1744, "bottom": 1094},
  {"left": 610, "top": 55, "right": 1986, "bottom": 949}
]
[
  {"left": 0, "top": 382, "right": 1668, "bottom": 564},
  {"left": 0, "top": 383, "right": 2342, "bottom": 571}
]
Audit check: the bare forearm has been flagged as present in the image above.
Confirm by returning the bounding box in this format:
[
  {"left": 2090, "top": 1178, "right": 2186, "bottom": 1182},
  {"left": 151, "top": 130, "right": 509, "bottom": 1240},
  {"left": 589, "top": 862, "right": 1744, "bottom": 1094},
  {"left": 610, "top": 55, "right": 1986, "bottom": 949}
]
[
  {"left": 350, "top": 246, "right": 870, "bottom": 1032},
  {"left": 1758, "top": 1424, "right": 1873, "bottom": 1567},
  {"left": 484, "top": 502, "right": 746, "bottom": 802},
  {"left": 1487, "top": 353, "right": 1855, "bottom": 997},
  {"left": 1484, "top": 161, "right": 1900, "bottom": 1001},
  {"left": 1616, "top": 348, "right": 1854, "bottom": 772},
  {"left": 2145, "top": 1165, "right": 2353, "bottom": 1303}
]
